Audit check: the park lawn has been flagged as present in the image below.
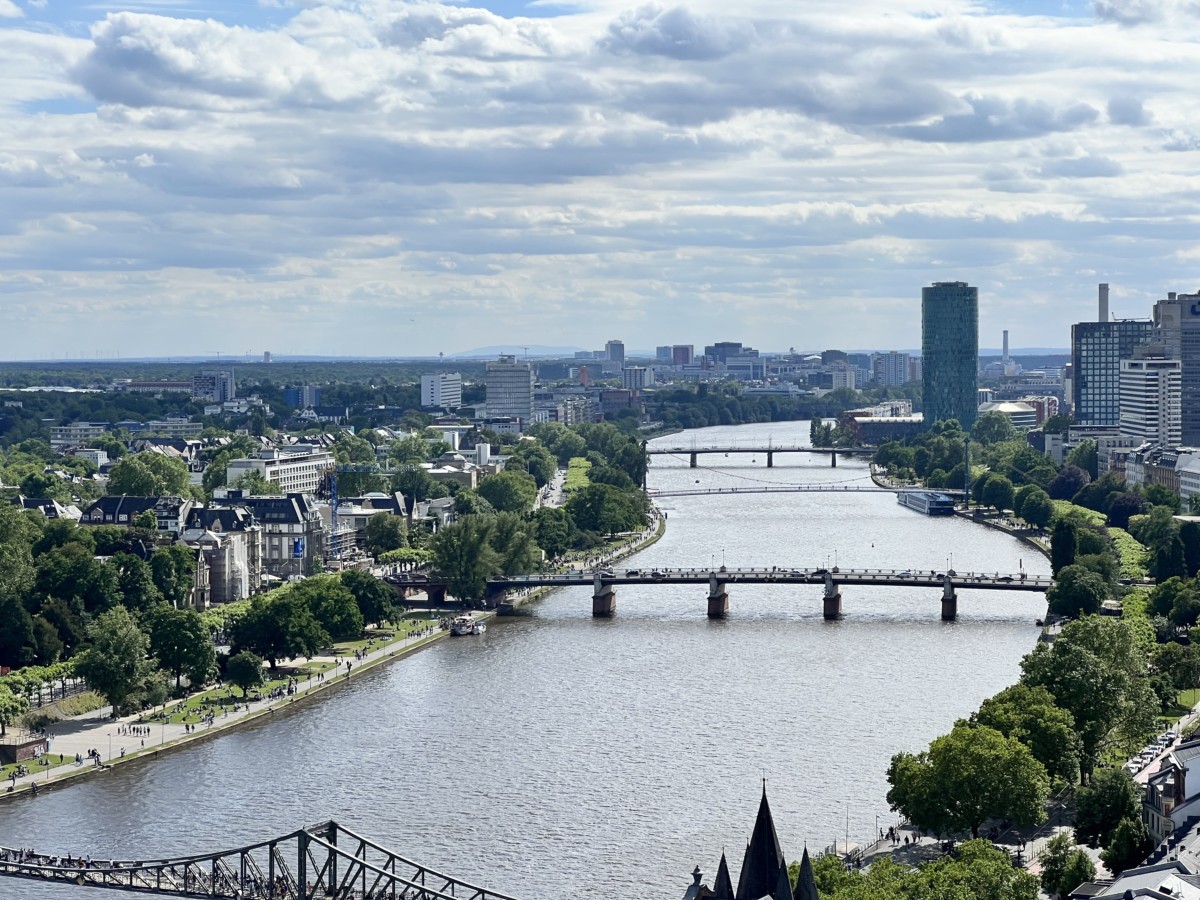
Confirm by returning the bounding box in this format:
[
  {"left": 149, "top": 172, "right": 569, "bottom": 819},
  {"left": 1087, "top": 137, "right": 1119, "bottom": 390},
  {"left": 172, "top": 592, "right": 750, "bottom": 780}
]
[
  {"left": 1108, "top": 527, "right": 1150, "bottom": 581},
  {"left": 1051, "top": 500, "right": 1106, "bottom": 527},
  {"left": 564, "top": 457, "right": 591, "bottom": 493},
  {"left": 1159, "top": 689, "right": 1200, "bottom": 727},
  {"left": 2, "top": 753, "right": 71, "bottom": 781}
]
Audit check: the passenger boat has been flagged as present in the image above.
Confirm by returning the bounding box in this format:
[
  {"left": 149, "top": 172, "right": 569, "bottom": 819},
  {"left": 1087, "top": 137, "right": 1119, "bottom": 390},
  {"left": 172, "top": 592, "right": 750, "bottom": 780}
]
[
  {"left": 896, "top": 490, "right": 955, "bottom": 516},
  {"left": 450, "top": 614, "right": 486, "bottom": 636}
]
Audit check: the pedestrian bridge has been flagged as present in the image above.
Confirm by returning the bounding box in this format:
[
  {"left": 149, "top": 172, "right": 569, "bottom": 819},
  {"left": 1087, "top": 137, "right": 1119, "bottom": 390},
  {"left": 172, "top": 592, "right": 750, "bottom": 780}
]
[
  {"left": 649, "top": 485, "right": 967, "bottom": 498},
  {"left": 388, "top": 567, "right": 1051, "bottom": 621},
  {"left": 648, "top": 445, "right": 876, "bottom": 468},
  {"left": 0, "top": 820, "right": 519, "bottom": 900}
]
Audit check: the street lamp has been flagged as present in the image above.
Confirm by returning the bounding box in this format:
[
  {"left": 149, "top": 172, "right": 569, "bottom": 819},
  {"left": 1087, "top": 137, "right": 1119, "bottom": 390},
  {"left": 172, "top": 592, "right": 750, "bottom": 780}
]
[{"left": 107, "top": 732, "right": 112, "bottom": 763}]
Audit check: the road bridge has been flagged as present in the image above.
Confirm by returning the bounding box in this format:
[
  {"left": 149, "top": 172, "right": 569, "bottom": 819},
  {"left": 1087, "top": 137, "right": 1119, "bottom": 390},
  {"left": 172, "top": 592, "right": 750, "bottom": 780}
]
[
  {"left": 649, "top": 485, "right": 966, "bottom": 498},
  {"left": 648, "top": 445, "right": 876, "bottom": 468},
  {"left": 0, "top": 820, "right": 519, "bottom": 900},
  {"left": 387, "top": 567, "right": 1051, "bottom": 622}
]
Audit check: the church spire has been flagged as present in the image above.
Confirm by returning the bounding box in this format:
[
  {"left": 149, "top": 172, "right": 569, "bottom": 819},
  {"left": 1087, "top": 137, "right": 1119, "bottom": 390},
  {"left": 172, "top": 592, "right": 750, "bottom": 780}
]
[
  {"left": 712, "top": 851, "right": 735, "bottom": 899},
  {"left": 735, "top": 783, "right": 785, "bottom": 900},
  {"left": 793, "top": 846, "right": 818, "bottom": 900}
]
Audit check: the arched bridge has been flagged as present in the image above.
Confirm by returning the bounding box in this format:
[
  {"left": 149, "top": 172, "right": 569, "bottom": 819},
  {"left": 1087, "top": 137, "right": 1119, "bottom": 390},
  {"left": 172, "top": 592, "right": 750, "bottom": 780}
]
[
  {"left": 648, "top": 445, "right": 876, "bottom": 468},
  {"left": 387, "top": 567, "right": 1052, "bottom": 622},
  {"left": 0, "top": 820, "right": 520, "bottom": 900}
]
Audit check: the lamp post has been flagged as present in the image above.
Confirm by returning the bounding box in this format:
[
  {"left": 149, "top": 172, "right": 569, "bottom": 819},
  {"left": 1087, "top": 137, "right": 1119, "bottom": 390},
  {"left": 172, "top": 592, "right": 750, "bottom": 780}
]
[{"left": 107, "top": 732, "right": 112, "bottom": 763}]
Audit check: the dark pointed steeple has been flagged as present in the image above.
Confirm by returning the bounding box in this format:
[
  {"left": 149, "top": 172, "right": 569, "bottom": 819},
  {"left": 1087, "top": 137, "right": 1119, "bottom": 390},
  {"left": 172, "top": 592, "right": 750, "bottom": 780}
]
[
  {"left": 736, "top": 783, "right": 785, "bottom": 900},
  {"left": 793, "top": 846, "right": 818, "bottom": 900},
  {"left": 713, "top": 852, "right": 735, "bottom": 899},
  {"left": 773, "top": 862, "right": 795, "bottom": 900}
]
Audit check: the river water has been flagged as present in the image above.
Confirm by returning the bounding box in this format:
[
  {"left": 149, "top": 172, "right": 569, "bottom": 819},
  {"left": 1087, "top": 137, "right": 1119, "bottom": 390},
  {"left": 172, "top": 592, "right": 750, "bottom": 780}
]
[{"left": 0, "top": 422, "right": 1049, "bottom": 899}]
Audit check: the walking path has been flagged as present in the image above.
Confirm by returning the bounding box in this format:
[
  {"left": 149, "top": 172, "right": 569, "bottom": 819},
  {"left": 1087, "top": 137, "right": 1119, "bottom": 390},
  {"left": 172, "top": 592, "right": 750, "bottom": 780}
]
[{"left": 3, "top": 617, "right": 450, "bottom": 799}]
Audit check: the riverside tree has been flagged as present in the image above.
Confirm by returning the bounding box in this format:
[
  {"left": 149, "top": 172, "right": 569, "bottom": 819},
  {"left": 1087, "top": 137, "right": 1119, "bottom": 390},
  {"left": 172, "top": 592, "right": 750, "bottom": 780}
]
[
  {"left": 431, "top": 516, "right": 501, "bottom": 603},
  {"left": 971, "top": 684, "right": 1081, "bottom": 785},
  {"left": 226, "top": 650, "right": 265, "bottom": 697},
  {"left": 148, "top": 606, "right": 216, "bottom": 689},
  {"left": 886, "top": 722, "right": 1049, "bottom": 839},
  {"left": 232, "top": 593, "right": 329, "bottom": 670},
  {"left": 74, "top": 606, "right": 155, "bottom": 715}
]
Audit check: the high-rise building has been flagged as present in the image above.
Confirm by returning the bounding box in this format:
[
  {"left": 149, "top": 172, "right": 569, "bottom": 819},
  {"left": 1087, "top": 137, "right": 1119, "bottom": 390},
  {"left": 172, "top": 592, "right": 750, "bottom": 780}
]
[
  {"left": 192, "top": 370, "right": 236, "bottom": 402},
  {"left": 605, "top": 340, "right": 625, "bottom": 368},
  {"left": 485, "top": 355, "right": 535, "bottom": 429},
  {"left": 873, "top": 351, "right": 911, "bottom": 387},
  {"left": 704, "top": 341, "right": 743, "bottom": 363},
  {"left": 671, "top": 345, "right": 694, "bottom": 366},
  {"left": 420, "top": 373, "right": 463, "bottom": 409},
  {"left": 1120, "top": 357, "right": 1181, "bottom": 447},
  {"left": 283, "top": 385, "right": 321, "bottom": 408},
  {"left": 1072, "top": 285, "right": 1153, "bottom": 426},
  {"left": 622, "top": 366, "right": 653, "bottom": 390},
  {"left": 921, "top": 281, "right": 979, "bottom": 429},
  {"left": 656, "top": 345, "right": 672, "bottom": 362}
]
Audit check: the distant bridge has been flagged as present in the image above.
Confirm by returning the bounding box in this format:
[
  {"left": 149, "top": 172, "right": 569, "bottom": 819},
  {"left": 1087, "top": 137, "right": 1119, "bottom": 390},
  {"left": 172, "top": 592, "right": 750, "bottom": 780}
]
[
  {"left": 648, "top": 485, "right": 965, "bottom": 498},
  {"left": 648, "top": 445, "right": 876, "bottom": 468},
  {"left": 0, "top": 820, "right": 519, "bottom": 900},
  {"left": 387, "top": 566, "right": 1051, "bottom": 622}
]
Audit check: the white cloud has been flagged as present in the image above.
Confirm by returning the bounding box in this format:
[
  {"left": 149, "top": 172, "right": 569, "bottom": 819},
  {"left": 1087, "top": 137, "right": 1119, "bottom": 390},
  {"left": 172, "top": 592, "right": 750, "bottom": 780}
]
[
  {"left": 0, "top": 0, "right": 22, "bottom": 17},
  {"left": 1, "top": 0, "right": 1200, "bottom": 355}
]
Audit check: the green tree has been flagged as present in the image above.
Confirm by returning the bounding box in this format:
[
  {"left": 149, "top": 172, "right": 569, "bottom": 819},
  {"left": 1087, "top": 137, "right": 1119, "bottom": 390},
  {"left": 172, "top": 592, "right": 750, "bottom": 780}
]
[
  {"left": 886, "top": 722, "right": 1049, "bottom": 839},
  {"left": 512, "top": 442, "right": 557, "bottom": 488},
  {"left": 1067, "top": 440, "right": 1099, "bottom": 480},
  {"left": 107, "top": 453, "right": 191, "bottom": 496},
  {"left": 1145, "top": 483, "right": 1182, "bottom": 513},
  {"left": 477, "top": 470, "right": 538, "bottom": 514},
  {"left": 364, "top": 512, "right": 407, "bottom": 558},
  {"left": 340, "top": 570, "right": 395, "bottom": 627},
  {"left": 1051, "top": 519, "right": 1079, "bottom": 575},
  {"left": 982, "top": 474, "right": 1015, "bottom": 513},
  {"left": 1049, "top": 465, "right": 1092, "bottom": 501},
  {"left": 391, "top": 434, "right": 433, "bottom": 465},
  {"left": 0, "top": 594, "right": 35, "bottom": 669},
  {"left": 148, "top": 606, "right": 216, "bottom": 689},
  {"left": 566, "top": 482, "right": 645, "bottom": 535},
  {"left": 534, "top": 507, "right": 574, "bottom": 559},
  {"left": 431, "top": 516, "right": 501, "bottom": 603},
  {"left": 1046, "top": 564, "right": 1109, "bottom": 618},
  {"left": 972, "top": 411, "right": 1017, "bottom": 446},
  {"left": 113, "top": 552, "right": 164, "bottom": 613},
  {"left": 1100, "top": 816, "right": 1152, "bottom": 876},
  {"left": 1021, "top": 489, "right": 1054, "bottom": 530},
  {"left": 202, "top": 450, "right": 233, "bottom": 497},
  {"left": 1059, "top": 848, "right": 1097, "bottom": 900},
  {"left": 453, "top": 489, "right": 495, "bottom": 517},
  {"left": 489, "top": 511, "right": 541, "bottom": 576},
  {"left": 73, "top": 606, "right": 155, "bottom": 715},
  {"left": 1108, "top": 492, "right": 1149, "bottom": 530},
  {"left": 1073, "top": 767, "right": 1142, "bottom": 848},
  {"left": 225, "top": 650, "right": 265, "bottom": 697},
  {"left": 972, "top": 684, "right": 1081, "bottom": 785},
  {"left": 391, "top": 465, "right": 439, "bottom": 514},
  {"left": 232, "top": 593, "right": 330, "bottom": 670},
  {"left": 150, "top": 545, "right": 196, "bottom": 608},
  {"left": 231, "top": 469, "right": 282, "bottom": 496},
  {"left": 1038, "top": 832, "right": 1096, "bottom": 899},
  {"left": 0, "top": 683, "right": 29, "bottom": 736},
  {"left": 287, "top": 576, "right": 364, "bottom": 641}
]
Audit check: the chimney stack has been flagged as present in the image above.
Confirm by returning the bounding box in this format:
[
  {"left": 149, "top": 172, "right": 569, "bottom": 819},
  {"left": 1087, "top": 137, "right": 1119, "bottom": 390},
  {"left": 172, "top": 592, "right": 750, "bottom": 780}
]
[
  {"left": 1002, "top": 330, "right": 1009, "bottom": 361},
  {"left": 1099, "top": 283, "right": 1110, "bottom": 322}
]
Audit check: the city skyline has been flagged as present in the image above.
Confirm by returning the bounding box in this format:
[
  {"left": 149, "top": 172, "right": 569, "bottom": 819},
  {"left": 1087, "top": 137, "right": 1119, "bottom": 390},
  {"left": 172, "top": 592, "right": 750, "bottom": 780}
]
[{"left": 4, "top": 1, "right": 1200, "bottom": 357}]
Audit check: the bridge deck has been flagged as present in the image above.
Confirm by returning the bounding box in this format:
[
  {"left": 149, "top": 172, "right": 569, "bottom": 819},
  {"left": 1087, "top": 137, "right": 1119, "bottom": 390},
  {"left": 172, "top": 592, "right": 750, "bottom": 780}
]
[{"left": 648, "top": 445, "right": 875, "bottom": 455}]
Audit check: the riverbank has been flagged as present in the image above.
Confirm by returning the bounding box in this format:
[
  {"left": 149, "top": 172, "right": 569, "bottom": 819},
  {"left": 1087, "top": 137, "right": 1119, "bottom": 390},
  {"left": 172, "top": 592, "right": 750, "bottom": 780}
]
[{"left": 2, "top": 616, "right": 462, "bottom": 800}]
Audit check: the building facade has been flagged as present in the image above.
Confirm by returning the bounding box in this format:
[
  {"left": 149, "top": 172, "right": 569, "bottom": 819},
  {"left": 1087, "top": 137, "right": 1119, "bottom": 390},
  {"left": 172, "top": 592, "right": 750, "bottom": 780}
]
[
  {"left": 1071, "top": 320, "right": 1154, "bottom": 426},
  {"left": 420, "top": 373, "right": 463, "bottom": 410},
  {"left": 921, "top": 281, "right": 979, "bottom": 429},
  {"left": 484, "top": 355, "right": 535, "bottom": 430},
  {"left": 192, "top": 370, "right": 236, "bottom": 403},
  {"left": 224, "top": 447, "right": 336, "bottom": 495},
  {"left": 1120, "top": 357, "right": 1182, "bottom": 447}
]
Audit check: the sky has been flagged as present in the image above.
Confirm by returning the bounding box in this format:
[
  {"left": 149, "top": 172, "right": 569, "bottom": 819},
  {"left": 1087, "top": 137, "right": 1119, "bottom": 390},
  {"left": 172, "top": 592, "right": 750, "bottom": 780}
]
[{"left": 2, "top": 0, "right": 1199, "bottom": 359}]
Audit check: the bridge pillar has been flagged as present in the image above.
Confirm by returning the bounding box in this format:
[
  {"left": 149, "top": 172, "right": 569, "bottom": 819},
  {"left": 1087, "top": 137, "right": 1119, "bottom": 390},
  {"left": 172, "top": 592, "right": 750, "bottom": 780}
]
[
  {"left": 830, "top": 452, "right": 837, "bottom": 468},
  {"left": 823, "top": 574, "right": 842, "bottom": 620},
  {"left": 941, "top": 577, "right": 958, "bottom": 622},
  {"left": 708, "top": 573, "right": 729, "bottom": 619},
  {"left": 484, "top": 582, "right": 509, "bottom": 608},
  {"left": 767, "top": 451, "right": 774, "bottom": 468},
  {"left": 426, "top": 584, "right": 447, "bottom": 605},
  {"left": 690, "top": 452, "right": 697, "bottom": 468},
  {"left": 593, "top": 572, "right": 616, "bottom": 617}
]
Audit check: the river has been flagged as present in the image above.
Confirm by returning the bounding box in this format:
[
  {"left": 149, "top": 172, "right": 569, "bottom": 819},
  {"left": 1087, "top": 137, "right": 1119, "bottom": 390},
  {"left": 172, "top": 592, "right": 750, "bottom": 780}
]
[{"left": 0, "top": 421, "right": 1050, "bottom": 899}]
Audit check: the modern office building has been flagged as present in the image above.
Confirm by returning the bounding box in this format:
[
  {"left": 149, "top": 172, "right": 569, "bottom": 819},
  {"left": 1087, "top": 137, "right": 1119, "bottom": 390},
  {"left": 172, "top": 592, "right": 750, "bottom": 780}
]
[
  {"left": 655, "top": 345, "right": 672, "bottom": 362},
  {"left": 283, "top": 385, "right": 321, "bottom": 409},
  {"left": 485, "top": 355, "right": 535, "bottom": 430},
  {"left": 605, "top": 340, "right": 625, "bottom": 368},
  {"left": 921, "top": 281, "right": 979, "bottom": 429},
  {"left": 1072, "top": 286, "right": 1154, "bottom": 426},
  {"left": 420, "top": 373, "right": 462, "bottom": 410},
  {"left": 1164, "top": 290, "right": 1200, "bottom": 445},
  {"left": 873, "top": 351, "right": 911, "bottom": 387},
  {"left": 224, "top": 446, "right": 336, "bottom": 495},
  {"left": 704, "top": 341, "right": 744, "bottom": 363},
  {"left": 671, "top": 345, "right": 694, "bottom": 366},
  {"left": 622, "top": 366, "right": 654, "bottom": 390},
  {"left": 1120, "top": 356, "right": 1182, "bottom": 447}
]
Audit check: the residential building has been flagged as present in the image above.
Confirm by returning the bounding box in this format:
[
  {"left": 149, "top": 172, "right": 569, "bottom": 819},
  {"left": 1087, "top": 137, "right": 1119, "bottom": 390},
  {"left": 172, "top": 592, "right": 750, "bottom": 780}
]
[
  {"left": 1120, "top": 357, "right": 1182, "bottom": 447},
  {"left": 10, "top": 495, "right": 82, "bottom": 521},
  {"left": 622, "top": 366, "right": 654, "bottom": 390},
  {"left": 873, "top": 351, "right": 911, "bottom": 387},
  {"left": 224, "top": 446, "right": 336, "bottom": 495},
  {"left": 922, "top": 281, "right": 979, "bottom": 429},
  {"left": 140, "top": 418, "right": 204, "bottom": 439},
  {"left": 671, "top": 345, "right": 694, "bottom": 366},
  {"left": 420, "top": 373, "right": 463, "bottom": 409},
  {"left": 907, "top": 356, "right": 923, "bottom": 383},
  {"left": 484, "top": 355, "right": 535, "bottom": 430},
  {"left": 70, "top": 448, "right": 109, "bottom": 468},
  {"left": 211, "top": 490, "right": 325, "bottom": 577},
  {"left": 180, "top": 507, "right": 263, "bottom": 603},
  {"left": 82, "top": 496, "right": 196, "bottom": 534},
  {"left": 283, "top": 385, "right": 321, "bottom": 408},
  {"left": 49, "top": 422, "right": 109, "bottom": 448},
  {"left": 192, "top": 370, "right": 236, "bottom": 403}
]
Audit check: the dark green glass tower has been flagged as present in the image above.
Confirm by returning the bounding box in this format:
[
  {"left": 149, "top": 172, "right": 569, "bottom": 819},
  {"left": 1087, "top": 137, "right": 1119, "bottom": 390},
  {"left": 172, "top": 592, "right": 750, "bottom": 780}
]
[{"left": 922, "top": 281, "right": 979, "bottom": 430}]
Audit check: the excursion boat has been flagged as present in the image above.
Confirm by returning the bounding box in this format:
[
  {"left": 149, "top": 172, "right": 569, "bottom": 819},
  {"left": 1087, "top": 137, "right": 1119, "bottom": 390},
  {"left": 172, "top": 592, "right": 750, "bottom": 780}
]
[
  {"left": 896, "top": 490, "right": 955, "bottom": 516},
  {"left": 450, "top": 614, "right": 487, "bottom": 636}
]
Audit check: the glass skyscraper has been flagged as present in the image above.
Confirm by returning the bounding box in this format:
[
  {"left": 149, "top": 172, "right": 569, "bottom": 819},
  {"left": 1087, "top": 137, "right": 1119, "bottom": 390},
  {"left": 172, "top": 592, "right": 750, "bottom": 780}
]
[
  {"left": 921, "top": 281, "right": 979, "bottom": 429},
  {"left": 1071, "top": 320, "right": 1153, "bottom": 426}
]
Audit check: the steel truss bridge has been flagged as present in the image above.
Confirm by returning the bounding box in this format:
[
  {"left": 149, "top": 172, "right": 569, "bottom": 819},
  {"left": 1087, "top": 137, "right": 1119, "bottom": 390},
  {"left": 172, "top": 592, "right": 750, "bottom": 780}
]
[{"left": 0, "top": 821, "right": 520, "bottom": 900}]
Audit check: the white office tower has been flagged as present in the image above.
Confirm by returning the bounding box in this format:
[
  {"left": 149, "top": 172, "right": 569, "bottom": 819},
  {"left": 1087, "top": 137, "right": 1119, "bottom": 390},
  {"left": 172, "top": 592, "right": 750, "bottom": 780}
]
[
  {"left": 484, "top": 355, "right": 535, "bottom": 430},
  {"left": 421, "top": 373, "right": 463, "bottom": 409},
  {"left": 1120, "top": 357, "right": 1182, "bottom": 447}
]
